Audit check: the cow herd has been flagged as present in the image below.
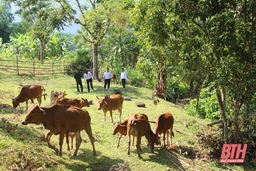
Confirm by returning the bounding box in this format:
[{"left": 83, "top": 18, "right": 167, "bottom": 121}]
[{"left": 12, "top": 84, "right": 175, "bottom": 159}]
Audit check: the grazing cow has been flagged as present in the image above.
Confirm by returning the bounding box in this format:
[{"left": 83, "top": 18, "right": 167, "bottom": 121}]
[
  {"left": 21, "top": 104, "right": 96, "bottom": 156},
  {"left": 12, "top": 85, "right": 46, "bottom": 110},
  {"left": 56, "top": 97, "right": 90, "bottom": 108},
  {"left": 127, "top": 113, "right": 160, "bottom": 158},
  {"left": 50, "top": 91, "right": 67, "bottom": 105},
  {"left": 113, "top": 119, "right": 134, "bottom": 148},
  {"left": 154, "top": 112, "right": 174, "bottom": 146},
  {"left": 112, "top": 74, "right": 117, "bottom": 84},
  {"left": 97, "top": 94, "right": 123, "bottom": 122}
]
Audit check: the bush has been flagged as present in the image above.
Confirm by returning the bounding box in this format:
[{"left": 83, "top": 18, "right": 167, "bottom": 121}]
[{"left": 184, "top": 88, "right": 221, "bottom": 120}]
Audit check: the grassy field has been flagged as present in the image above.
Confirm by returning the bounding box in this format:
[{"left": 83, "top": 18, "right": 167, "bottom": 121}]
[{"left": 0, "top": 71, "right": 253, "bottom": 171}]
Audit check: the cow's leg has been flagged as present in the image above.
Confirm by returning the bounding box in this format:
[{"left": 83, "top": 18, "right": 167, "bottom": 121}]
[
  {"left": 136, "top": 136, "right": 142, "bottom": 158},
  {"left": 37, "top": 95, "right": 42, "bottom": 106},
  {"left": 84, "top": 125, "right": 96, "bottom": 155},
  {"left": 127, "top": 129, "right": 131, "bottom": 155},
  {"left": 117, "top": 134, "right": 122, "bottom": 148},
  {"left": 110, "top": 110, "right": 113, "bottom": 123},
  {"left": 66, "top": 132, "right": 70, "bottom": 151},
  {"left": 132, "top": 135, "right": 135, "bottom": 146},
  {"left": 163, "top": 131, "right": 166, "bottom": 146},
  {"left": 26, "top": 100, "right": 29, "bottom": 111},
  {"left": 70, "top": 133, "right": 74, "bottom": 150},
  {"left": 118, "top": 107, "right": 122, "bottom": 122},
  {"left": 58, "top": 133, "right": 65, "bottom": 156},
  {"left": 104, "top": 111, "right": 107, "bottom": 122},
  {"left": 73, "top": 131, "right": 82, "bottom": 156},
  {"left": 169, "top": 128, "right": 173, "bottom": 145}
]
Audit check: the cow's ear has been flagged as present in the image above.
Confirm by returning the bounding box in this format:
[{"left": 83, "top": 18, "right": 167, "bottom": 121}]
[{"left": 103, "top": 99, "right": 108, "bottom": 105}]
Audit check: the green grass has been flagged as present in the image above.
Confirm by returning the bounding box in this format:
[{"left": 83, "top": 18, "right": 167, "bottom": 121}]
[{"left": 0, "top": 71, "right": 254, "bottom": 171}]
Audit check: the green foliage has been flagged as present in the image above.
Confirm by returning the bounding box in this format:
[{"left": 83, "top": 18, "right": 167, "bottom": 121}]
[{"left": 185, "top": 88, "right": 221, "bottom": 120}]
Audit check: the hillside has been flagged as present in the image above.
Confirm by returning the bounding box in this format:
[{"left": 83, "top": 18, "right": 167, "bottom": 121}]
[{"left": 0, "top": 72, "right": 252, "bottom": 171}]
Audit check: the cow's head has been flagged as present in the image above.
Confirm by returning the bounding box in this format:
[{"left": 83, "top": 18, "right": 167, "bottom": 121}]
[
  {"left": 150, "top": 132, "right": 161, "bottom": 150},
  {"left": 12, "top": 98, "right": 19, "bottom": 108},
  {"left": 96, "top": 96, "right": 108, "bottom": 110},
  {"left": 113, "top": 123, "right": 119, "bottom": 135},
  {"left": 22, "top": 104, "right": 46, "bottom": 125},
  {"left": 81, "top": 98, "right": 90, "bottom": 107}
]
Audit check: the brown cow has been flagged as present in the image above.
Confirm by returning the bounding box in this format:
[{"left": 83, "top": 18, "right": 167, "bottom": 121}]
[
  {"left": 97, "top": 94, "right": 123, "bottom": 122},
  {"left": 49, "top": 96, "right": 90, "bottom": 150},
  {"left": 12, "top": 85, "right": 46, "bottom": 110},
  {"left": 21, "top": 104, "right": 96, "bottom": 156},
  {"left": 127, "top": 113, "right": 160, "bottom": 158},
  {"left": 154, "top": 112, "right": 174, "bottom": 146},
  {"left": 56, "top": 97, "right": 90, "bottom": 108},
  {"left": 50, "top": 91, "right": 67, "bottom": 105},
  {"left": 113, "top": 119, "right": 134, "bottom": 148},
  {"left": 112, "top": 74, "right": 117, "bottom": 84}
]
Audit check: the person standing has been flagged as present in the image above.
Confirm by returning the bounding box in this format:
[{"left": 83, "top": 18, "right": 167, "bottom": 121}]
[
  {"left": 74, "top": 69, "right": 83, "bottom": 93},
  {"left": 84, "top": 70, "right": 94, "bottom": 92},
  {"left": 120, "top": 68, "right": 127, "bottom": 91},
  {"left": 103, "top": 67, "right": 112, "bottom": 91}
]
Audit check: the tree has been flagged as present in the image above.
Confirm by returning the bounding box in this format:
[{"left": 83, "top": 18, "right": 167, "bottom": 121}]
[
  {"left": 0, "top": 1, "right": 13, "bottom": 43},
  {"left": 56, "top": 0, "right": 112, "bottom": 81},
  {"left": 7, "top": 0, "right": 72, "bottom": 63},
  {"left": 174, "top": 0, "right": 256, "bottom": 143}
]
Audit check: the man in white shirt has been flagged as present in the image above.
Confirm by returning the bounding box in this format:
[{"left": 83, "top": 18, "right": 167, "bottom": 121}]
[
  {"left": 120, "top": 68, "right": 127, "bottom": 91},
  {"left": 103, "top": 67, "right": 112, "bottom": 90},
  {"left": 84, "top": 71, "right": 94, "bottom": 92}
]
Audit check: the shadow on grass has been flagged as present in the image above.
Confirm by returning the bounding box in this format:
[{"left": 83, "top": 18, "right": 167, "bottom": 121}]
[{"left": 66, "top": 149, "right": 130, "bottom": 171}]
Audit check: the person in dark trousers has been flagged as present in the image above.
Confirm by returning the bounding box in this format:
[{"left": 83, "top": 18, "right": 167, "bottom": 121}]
[
  {"left": 120, "top": 68, "right": 127, "bottom": 91},
  {"left": 84, "top": 71, "right": 94, "bottom": 92},
  {"left": 74, "top": 69, "right": 83, "bottom": 92},
  {"left": 103, "top": 67, "right": 112, "bottom": 91}
]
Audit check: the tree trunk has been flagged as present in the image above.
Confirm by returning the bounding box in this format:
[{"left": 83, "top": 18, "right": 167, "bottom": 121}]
[
  {"left": 233, "top": 100, "right": 240, "bottom": 142},
  {"left": 154, "top": 67, "right": 167, "bottom": 97},
  {"left": 92, "top": 43, "right": 101, "bottom": 81},
  {"left": 216, "top": 87, "right": 228, "bottom": 143},
  {"left": 40, "top": 38, "right": 45, "bottom": 64}
]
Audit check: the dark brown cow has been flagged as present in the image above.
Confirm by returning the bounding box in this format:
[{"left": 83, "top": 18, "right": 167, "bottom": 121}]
[
  {"left": 50, "top": 91, "right": 67, "bottom": 105},
  {"left": 56, "top": 97, "right": 90, "bottom": 108},
  {"left": 97, "top": 94, "right": 123, "bottom": 122},
  {"left": 22, "top": 104, "right": 96, "bottom": 156},
  {"left": 113, "top": 119, "right": 134, "bottom": 148},
  {"left": 127, "top": 113, "right": 160, "bottom": 158},
  {"left": 12, "top": 85, "right": 45, "bottom": 110},
  {"left": 154, "top": 112, "right": 174, "bottom": 146}
]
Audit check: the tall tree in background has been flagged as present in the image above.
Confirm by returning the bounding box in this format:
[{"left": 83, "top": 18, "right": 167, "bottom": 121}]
[
  {"left": 56, "top": 0, "right": 112, "bottom": 81},
  {"left": 131, "top": 0, "right": 174, "bottom": 97},
  {"left": 7, "top": 0, "right": 71, "bottom": 63},
  {"left": 0, "top": 1, "right": 13, "bottom": 43}
]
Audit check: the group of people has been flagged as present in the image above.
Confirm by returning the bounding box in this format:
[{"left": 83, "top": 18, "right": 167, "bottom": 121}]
[{"left": 74, "top": 68, "right": 127, "bottom": 93}]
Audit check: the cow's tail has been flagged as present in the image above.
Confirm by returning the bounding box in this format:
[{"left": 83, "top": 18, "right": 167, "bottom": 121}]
[{"left": 41, "top": 86, "right": 47, "bottom": 101}]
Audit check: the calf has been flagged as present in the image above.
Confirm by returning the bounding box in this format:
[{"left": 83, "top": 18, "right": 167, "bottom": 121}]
[
  {"left": 154, "top": 112, "right": 174, "bottom": 146},
  {"left": 12, "top": 85, "right": 46, "bottom": 110},
  {"left": 46, "top": 131, "right": 75, "bottom": 151},
  {"left": 97, "top": 94, "right": 123, "bottom": 122},
  {"left": 113, "top": 119, "right": 134, "bottom": 148},
  {"left": 56, "top": 97, "right": 90, "bottom": 108},
  {"left": 22, "top": 104, "right": 96, "bottom": 156},
  {"left": 50, "top": 91, "right": 67, "bottom": 105},
  {"left": 127, "top": 113, "right": 160, "bottom": 158}
]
